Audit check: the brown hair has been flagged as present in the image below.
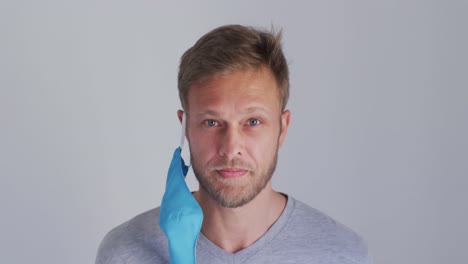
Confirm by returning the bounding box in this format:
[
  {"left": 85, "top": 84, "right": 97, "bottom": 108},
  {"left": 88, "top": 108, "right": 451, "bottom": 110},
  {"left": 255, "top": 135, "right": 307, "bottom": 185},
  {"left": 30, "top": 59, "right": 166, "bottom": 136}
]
[{"left": 178, "top": 24, "right": 289, "bottom": 111}]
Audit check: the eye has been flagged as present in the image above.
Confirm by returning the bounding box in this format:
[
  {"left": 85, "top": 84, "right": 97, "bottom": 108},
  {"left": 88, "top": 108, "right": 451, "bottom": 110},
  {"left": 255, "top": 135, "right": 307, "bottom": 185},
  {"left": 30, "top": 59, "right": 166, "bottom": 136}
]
[
  {"left": 205, "top": 119, "right": 219, "bottom": 127},
  {"left": 247, "top": 118, "right": 261, "bottom": 126}
]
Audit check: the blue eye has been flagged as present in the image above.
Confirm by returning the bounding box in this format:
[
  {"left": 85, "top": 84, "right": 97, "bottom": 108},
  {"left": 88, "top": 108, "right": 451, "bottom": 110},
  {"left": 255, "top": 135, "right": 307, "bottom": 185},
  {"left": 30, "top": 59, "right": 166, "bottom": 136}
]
[
  {"left": 205, "top": 120, "right": 218, "bottom": 126},
  {"left": 248, "top": 119, "right": 261, "bottom": 126}
]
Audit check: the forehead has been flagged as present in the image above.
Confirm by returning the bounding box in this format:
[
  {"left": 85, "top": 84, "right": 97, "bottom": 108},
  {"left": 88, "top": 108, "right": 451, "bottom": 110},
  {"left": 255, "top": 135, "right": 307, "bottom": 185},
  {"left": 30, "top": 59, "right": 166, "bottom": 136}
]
[{"left": 186, "top": 67, "right": 281, "bottom": 113}]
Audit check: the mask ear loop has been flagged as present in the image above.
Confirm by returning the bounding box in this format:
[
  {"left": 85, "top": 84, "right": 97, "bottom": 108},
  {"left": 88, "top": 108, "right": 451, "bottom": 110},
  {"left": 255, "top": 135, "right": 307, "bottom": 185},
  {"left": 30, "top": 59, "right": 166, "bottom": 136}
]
[
  {"left": 180, "top": 112, "right": 186, "bottom": 150},
  {"left": 179, "top": 112, "right": 191, "bottom": 167}
]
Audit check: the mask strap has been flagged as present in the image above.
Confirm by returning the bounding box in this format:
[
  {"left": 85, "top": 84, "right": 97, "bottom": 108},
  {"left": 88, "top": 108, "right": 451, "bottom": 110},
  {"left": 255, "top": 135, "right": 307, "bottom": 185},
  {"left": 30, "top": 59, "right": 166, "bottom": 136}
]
[{"left": 179, "top": 112, "right": 186, "bottom": 150}]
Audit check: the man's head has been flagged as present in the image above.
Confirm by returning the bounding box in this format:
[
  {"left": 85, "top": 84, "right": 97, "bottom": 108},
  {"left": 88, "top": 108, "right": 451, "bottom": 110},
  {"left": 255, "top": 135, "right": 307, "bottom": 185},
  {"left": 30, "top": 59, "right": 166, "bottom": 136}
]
[
  {"left": 178, "top": 24, "right": 289, "bottom": 112},
  {"left": 177, "top": 25, "right": 290, "bottom": 208}
]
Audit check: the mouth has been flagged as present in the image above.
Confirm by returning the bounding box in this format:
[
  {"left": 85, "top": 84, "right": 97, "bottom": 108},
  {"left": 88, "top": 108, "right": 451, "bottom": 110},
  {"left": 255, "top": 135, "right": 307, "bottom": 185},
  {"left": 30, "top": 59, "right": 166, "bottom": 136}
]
[{"left": 216, "top": 168, "right": 249, "bottom": 179}]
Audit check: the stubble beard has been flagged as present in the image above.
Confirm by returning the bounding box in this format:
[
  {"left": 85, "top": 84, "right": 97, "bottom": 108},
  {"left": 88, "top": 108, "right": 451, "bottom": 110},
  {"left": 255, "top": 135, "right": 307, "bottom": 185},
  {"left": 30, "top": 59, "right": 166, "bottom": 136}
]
[{"left": 190, "top": 147, "right": 279, "bottom": 208}]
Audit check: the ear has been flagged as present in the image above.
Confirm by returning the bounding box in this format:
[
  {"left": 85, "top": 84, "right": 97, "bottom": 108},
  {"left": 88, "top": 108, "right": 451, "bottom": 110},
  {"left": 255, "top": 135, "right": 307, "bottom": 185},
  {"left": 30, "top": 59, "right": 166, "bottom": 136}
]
[
  {"left": 278, "top": 110, "right": 291, "bottom": 148},
  {"left": 177, "top": 110, "right": 184, "bottom": 124}
]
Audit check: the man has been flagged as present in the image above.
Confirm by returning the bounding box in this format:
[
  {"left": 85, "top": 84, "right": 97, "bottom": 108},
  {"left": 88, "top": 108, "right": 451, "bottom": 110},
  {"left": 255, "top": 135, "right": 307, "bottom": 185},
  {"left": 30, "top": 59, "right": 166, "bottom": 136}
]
[{"left": 96, "top": 25, "right": 371, "bottom": 264}]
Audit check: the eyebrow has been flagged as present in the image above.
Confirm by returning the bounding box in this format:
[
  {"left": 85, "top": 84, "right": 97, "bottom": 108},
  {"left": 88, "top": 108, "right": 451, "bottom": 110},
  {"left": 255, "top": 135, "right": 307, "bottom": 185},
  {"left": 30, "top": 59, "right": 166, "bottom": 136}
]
[
  {"left": 196, "top": 110, "right": 218, "bottom": 117},
  {"left": 242, "top": 107, "right": 269, "bottom": 115},
  {"left": 196, "top": 107, "right": 269, "bottom": 117}
]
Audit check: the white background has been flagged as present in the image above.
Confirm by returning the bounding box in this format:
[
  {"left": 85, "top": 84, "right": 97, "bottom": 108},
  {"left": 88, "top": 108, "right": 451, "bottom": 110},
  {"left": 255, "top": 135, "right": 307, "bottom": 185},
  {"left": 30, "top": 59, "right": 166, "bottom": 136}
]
[{"left": 1, "top": 1, "right": 467, "bottom": 263}]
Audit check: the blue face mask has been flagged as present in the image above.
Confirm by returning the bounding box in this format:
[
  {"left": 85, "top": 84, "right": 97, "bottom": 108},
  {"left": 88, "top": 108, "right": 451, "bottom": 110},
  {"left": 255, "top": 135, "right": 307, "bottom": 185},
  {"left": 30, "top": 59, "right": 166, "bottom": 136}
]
[{"left": 159, "top": 113, "right": 204, "bottom": 264}]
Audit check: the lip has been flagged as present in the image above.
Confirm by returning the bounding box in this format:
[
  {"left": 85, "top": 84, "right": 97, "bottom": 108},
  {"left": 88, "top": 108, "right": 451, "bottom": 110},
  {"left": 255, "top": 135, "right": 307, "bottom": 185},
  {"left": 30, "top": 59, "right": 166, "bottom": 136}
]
[{"left": 216, "top": 168, "right": 248, "bottom": 178}]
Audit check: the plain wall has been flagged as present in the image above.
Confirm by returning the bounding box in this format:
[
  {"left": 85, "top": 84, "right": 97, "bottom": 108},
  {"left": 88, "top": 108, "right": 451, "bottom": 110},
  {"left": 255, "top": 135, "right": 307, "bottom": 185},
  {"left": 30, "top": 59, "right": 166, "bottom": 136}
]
[{"left": 1, "top": 1, "right": 467, "bottom": 263}]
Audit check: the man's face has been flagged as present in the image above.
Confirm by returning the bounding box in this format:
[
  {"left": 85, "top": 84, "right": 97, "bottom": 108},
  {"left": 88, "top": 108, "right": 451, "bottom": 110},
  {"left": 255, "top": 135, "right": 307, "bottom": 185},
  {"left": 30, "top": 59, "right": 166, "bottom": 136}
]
[{"left": 180, "top": 67, "right": 290, "bottom": 208}]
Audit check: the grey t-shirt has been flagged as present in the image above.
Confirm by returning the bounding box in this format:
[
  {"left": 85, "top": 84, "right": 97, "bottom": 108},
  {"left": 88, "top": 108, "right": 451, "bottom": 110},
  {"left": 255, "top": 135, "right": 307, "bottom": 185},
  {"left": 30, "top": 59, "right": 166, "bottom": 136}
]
[{"left": 96, "top": 196, "right": 371, "bottom": 264}]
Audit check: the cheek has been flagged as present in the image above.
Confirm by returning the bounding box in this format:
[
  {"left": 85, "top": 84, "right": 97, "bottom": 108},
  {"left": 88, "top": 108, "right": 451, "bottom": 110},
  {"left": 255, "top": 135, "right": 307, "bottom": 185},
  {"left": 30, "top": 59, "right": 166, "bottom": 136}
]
[
  {"left": 245, "top": 132, "right": 277, "bottom": 158},
  {"left": 188, "top": 130, "right": 216, "bottom": 156}
]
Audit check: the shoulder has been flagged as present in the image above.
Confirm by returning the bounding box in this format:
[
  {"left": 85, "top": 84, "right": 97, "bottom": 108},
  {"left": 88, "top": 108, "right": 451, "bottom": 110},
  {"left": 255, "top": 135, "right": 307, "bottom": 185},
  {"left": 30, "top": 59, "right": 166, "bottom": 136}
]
[
  {"left": 95, "top": 207, "right": 168, "bottom": 264},
  {"left": 283, "top": 197, "right": 371, "bottom": 263}
]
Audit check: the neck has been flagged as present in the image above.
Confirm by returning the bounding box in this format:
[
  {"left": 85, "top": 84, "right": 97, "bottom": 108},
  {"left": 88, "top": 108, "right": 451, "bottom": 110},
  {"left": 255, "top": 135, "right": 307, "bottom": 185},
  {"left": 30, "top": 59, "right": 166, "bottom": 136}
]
[{"left": 193, "top": 183, "right": 287, "bottom": 253}]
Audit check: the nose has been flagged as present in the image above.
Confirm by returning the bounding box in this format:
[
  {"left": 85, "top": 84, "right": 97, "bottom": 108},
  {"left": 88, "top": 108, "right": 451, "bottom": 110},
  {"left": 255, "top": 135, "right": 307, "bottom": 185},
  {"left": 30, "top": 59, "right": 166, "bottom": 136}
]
[{"left": 218, "top": 126, "right": 243, "bottom": 158}]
